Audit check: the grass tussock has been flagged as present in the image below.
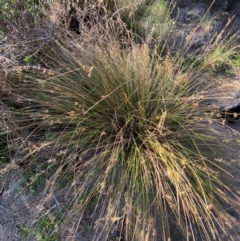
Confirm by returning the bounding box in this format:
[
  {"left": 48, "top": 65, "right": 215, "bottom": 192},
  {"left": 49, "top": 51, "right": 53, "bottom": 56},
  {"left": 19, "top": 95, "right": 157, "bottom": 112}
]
[
  {"left": 1, "top": 1, "right": 240, "bottom": 241},
  {"left": 5, "top": 37, "right": 240, "bottom": 241}
]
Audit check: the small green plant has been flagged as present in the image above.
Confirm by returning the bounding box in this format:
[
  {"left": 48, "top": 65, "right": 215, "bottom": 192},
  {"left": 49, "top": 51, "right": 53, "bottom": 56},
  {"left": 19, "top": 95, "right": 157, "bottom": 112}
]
[
  {"left": 140, "top": 0, "right": 173, "bottom": 39},
  {"left": 19, "top": 215, "right": 61, "bottom": 241},
  {"left": 114, "top": 0, "right": 173, "bottom": 44},
  {"left": 171, "top": 33, "right": 240, "bottom": 77},
  {"left": 199, "top": 43, "right": 240, "bottom": 72},
  {"left": 15, "top": 160, "right": 53, "bottom": 195},
  {"left": 24, "top": 55, "right": 32, "bottom": 65}
]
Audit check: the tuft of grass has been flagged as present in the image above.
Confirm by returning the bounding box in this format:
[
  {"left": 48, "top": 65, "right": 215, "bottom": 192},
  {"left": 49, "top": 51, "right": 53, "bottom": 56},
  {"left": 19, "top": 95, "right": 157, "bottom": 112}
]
[
  {"left": 140, "top": 0, "right": 173, "bottom": 40},
  {"left": 199, "top": 42, "right": 240, "bottom": 73},
  {"left": 112, "top": 0, "right": 173, "bottom": 44},
  {"left": 171, "top": 14, "right": 240, "bottom": 75},
  {"left": 6, "top": 37, "right": 240, "bottom": 241}
]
